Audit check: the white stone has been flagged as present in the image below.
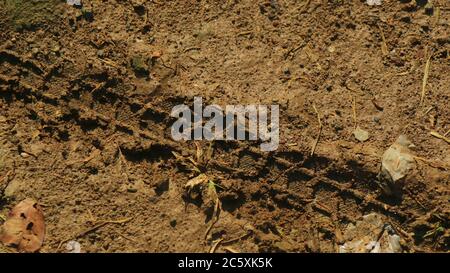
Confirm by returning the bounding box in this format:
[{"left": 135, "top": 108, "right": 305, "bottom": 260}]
[
  {"left": 67, "top": 0, "right": 82, "bottom": 6},
  {"left": 366, "top": 0, "right": 382, "bottom": 6}
]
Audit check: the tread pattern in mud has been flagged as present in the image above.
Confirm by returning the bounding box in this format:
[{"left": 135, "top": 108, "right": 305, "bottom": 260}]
[{"left": 0, "top": 0, "right": 449, "bottom": 253}]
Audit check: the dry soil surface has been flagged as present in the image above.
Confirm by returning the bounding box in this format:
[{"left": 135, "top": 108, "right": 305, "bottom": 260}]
[{"left": 0, "top": 0, "right": 449, "bottom": 253}]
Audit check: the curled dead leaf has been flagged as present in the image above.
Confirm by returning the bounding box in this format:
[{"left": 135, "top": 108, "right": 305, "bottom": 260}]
[
  {"left": 184, "top": 174, "right": 209, "bottom": 201},
  {"left": 0, "top": 198, "right": 45, "bottom": 252},
  {"left": 381, "top": 135, "right": 416, "bottom": 183},
  {"left": 185, "top": 174, "right": 208, "bottom": 190}
]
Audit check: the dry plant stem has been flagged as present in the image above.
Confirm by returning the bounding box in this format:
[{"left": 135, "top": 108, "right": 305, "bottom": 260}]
[
  {"left": 223, "top": 246, "right": 239, "bottom": 253},
  {"left": 310, "top": 104, "right": 322, "bottom": 156},
  {"left": 378, "top": 24, "right": 388, "bottom": 56},
  {"left": 421, "top": 53, "right": 432, "bottom": 106},
  {"left": 221, "top": 232, "right": 252, "bottom": 245},
  {"left": 204, "top": 198, "right": 221, "bottom": 241},
  {"left": 209, "top": 238, "right": 224, "bottom": 253},
  {"left": 57, "top": 217, "right": 132, "bottom": 250},
  {"left": 352, "top": 96, "right": 357, "bottom": 129},
  {"left": 430, "top": 131, "right": 450, "bottom": 144}
]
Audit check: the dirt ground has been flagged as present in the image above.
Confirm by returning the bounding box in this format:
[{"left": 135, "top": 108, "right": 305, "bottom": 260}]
[{"left": 0, "top": 0, "right": 449, "bottom": 253}]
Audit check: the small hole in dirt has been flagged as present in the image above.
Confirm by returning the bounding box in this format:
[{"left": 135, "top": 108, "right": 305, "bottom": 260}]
[
  {"left": 130, "top": 103, "right": 141, "bottom": 113},
  {"left": 92, "top": 90, "right": 119, "bottom": 104},
  {"left": 26, "top": 222, "right": 34, "bottom": 230},
  {"left": 133, "top": 5, "right": 146, "bottom": 16},
  {"left": 88, "top": 167, "right": 98, "bottom": 175},
  {"left": 79, "top": 119, "right": 100, "bottom": 132},
  {"left": 213, "top": 140, "right": 240, "bottom": 153},
  {"left": 140, "top": 109, "right": 166, "bottom": 123},
  {"left": 400, "top": 16, "right": 411, "bottom": 24},
  {"left": 303, "top": 156, "right": 331, "bottom": 170},
  {"left": 287, "top": 170, "right": 312, "bottom": 185},
  {"left": 92, "top": 139, "right": 102, "bottom": 149},
  {"left": 155, "top": 178, "right": 169, "bottom": 195},
  {"left": 58, "top": 130, "right": 70, "bottom": 141},
  {"left": 275, "top": 150, "right": 305, "bottom": 163},
  {"left": 220, "top": 191, "right": 246, "bottom": 212},
  {"left": 121, "top": 144, "right": 173, "bottom": 163},
  {"left": 116, "top": 125, "right": 134, "bottom": 135},
  {"left": 142, "top": 25, "right": 152, "bottom": 34},
  {"left": 346, "top": 23, "right": 356, "bottom": 30},
  {"left": 211, "top": 230, "right": 226, "bottom": 241},
  {"left": 415, "top": 0, "right": 428, "bottom": 7},
  {"left": 139, "top": 121, "right": 150, "bottom": 130},
  {"left": 0, "top": 92, "right": 14, "bottom": 103},
  {"left": 182, "top": 193, "right": 202, "bottom": 208},
  {"left": 27, "top": 110, "right": 39, "bottom": 121}
]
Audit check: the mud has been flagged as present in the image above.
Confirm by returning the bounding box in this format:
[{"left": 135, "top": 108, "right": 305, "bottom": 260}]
[{"left": 0, "top": 0, "right": 449, "bottom": 253}]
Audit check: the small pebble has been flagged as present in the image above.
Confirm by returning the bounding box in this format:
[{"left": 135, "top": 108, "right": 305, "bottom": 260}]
[
  {"left": 353, "top": 126, "right": 370, "bottom": 142},
  {"left": 424, "top": 2, "right": 434, "bottom": 15},
  {"left": 66, "top": 240, "right": 82, "bottom": 253},
  {"left": 51, "top": 45, "right": 60, "bottom": 53},
  {"left": 366, "top": 0, "right": 382, "bottom": 6},
  {"left": 127, "top": 188, "right": 138, "bottom": 193},
  {"left": 67, "top": 0, "right": 82, "bottom": 6},
  {"left": 97, "top": 49, "right": 105, "bottom": 58}
]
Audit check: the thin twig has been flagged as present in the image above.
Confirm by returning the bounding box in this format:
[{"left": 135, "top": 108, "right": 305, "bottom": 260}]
[
  {"left": 430, "top": 131, "right": 450, "bottom": 144},
  {"left": 421, "top": 52, "right": 432, "bottom": 106},
  {"left": 221, "top": 231, "right": 252, "bottom": 245},
  {"left": 209, "top": 238, "right": 224, "bottom": 253},
  {"left": 378, "top": 24, "right": 388, "bottom": 56},
  {"left": 204, "top": 198, "right": 221, "bottom": 240},
  {"left": 223, "top": 246, "right": 240, "bottom": 253},
  {"left": 58, "top": 217, "right": 132, "bottom": 250},
  {"left": 352, "top": 96, "right": 357, "bottom": 129},
  {"left": 310, "top": 104, "right": 322, "bottom": 156}
]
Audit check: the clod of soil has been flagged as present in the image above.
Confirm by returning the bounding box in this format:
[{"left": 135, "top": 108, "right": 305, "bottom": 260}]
[{"left": 2, "top": 0, "right": 63, "bottom": 30}]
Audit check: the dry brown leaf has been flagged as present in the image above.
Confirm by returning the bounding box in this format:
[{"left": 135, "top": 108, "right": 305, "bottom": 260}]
[
  {"left": 185, "top": 174, "right": 208, "bottom": 190},
  {"left": 353, "top": 126, "right": 370, "bottom": 142},
  {"left": 0, "top": 198, "right": 45, "bottom": 252}
]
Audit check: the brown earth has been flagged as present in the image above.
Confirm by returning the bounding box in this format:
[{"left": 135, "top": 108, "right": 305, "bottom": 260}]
[{"left": 0, "top": 0, "right": 449, "bottom": 253}]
